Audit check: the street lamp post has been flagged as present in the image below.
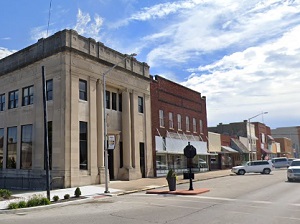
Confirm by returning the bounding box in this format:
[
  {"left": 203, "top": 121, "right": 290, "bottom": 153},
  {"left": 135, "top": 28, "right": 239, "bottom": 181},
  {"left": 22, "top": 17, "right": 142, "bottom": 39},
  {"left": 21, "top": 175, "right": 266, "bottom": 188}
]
[
  {"left": 102, "top": 53, "right": 137, "bottom": 193},
  {"left": 248, "top": 112, "right": 268, "bottom": 161}
]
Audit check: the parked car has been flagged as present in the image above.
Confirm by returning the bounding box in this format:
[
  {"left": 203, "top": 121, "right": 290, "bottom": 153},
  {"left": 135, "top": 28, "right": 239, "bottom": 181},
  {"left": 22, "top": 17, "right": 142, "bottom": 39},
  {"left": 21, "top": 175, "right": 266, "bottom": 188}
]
[
  {"left": 288, "top": 158, "right": 296, "bottom": 166},
  {"left": 156, "top": 161, "right": 167, "bottom": 170},
  {"left": 271, "top": 157, "right": 289, "bottom": 168},
  {"left": 231, "top": 160, "right": 274, "bottom": 175},
  {"left": 198, "top": 159, "right": 207, "bottom": 168},
  {"left": 287, "top": 159, "right": 300, "bottom": 182}
]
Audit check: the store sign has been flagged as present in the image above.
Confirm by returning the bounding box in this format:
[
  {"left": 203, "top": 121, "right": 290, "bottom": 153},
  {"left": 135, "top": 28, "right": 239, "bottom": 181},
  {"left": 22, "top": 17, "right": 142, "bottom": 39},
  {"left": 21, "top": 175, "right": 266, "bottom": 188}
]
[{"left": 108, "top": 135, "right": 115, "bottom": 150}]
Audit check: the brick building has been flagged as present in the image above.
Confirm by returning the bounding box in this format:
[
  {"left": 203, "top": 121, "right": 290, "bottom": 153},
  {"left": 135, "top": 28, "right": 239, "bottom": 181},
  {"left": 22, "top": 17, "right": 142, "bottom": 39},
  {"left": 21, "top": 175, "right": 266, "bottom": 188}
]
[{"left": 150, "top": 75, "right": 208, "bottom": 176}]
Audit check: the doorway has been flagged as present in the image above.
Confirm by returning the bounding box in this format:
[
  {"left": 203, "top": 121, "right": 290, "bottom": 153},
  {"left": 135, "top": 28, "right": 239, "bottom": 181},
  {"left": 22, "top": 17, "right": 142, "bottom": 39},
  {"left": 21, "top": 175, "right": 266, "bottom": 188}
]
[
  {"left": 108, "top": 149, "right": 114, "bottom": 180},
  {"left": 140, "top": 143, "right": 146, "bottom": 178}
]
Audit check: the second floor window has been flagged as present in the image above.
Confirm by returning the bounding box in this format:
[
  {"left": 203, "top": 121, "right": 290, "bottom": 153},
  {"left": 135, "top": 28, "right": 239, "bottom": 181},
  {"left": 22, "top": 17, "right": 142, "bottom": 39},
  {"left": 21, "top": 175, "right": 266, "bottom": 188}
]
[
  {"left": 9, "top": 90, "right": 18, "bottom": 109},
  {"left": 22, "top": 86, "right": 34, "bottom": 106},
  {"left": 106, "top": 91, "right": 110, "bottom": 109},
  {"left": 199, "top": 119, "right": 203, "bottom": 133},
  {"left": 0, "top": 94, "right": 5, "bottom": 111},
  {"left": 186, "top": 116, "right": 190, "bottom": 132},
  {"left": 138, "top": 96, "right": 144, "bottom": 113},
  {"left": 177, "top": 114, "right": 182, "bottom": 130},
  {"left": 112, "top": 92, "right": 117, "bottom": 110},
  {"left": 159, "top": 110, "right": 164, "bottom": 127},
  {"left": 193, "top": 118, "right": 197, "bottom": 133},
  {"left": 118, "top": 93, "right": 122, "bottom": 111},
  {"left": 79, "top": 79, "right": 87, "bottom": 101},
  {"left": 169, "top": 112, "right": 173, "bottom": 129},
  {"left": 46, "top": 79, "right": 53, "bottom": 101}
]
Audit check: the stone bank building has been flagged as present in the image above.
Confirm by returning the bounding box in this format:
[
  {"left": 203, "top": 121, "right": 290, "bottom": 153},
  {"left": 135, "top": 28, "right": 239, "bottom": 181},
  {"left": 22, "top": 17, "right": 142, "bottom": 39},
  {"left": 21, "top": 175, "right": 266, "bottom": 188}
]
[{"left": 0, "top": 29, "right": 153, "bottom": 189}]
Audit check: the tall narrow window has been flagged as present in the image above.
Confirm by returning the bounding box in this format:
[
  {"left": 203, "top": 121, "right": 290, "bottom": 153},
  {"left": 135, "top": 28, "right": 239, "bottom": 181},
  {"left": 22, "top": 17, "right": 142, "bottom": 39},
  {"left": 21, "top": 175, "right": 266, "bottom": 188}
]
[
  {"left": 199, "top": 120, "right": 203, "bottom": 133},
  {"left": 21, "top": 125, "right": 32, "bottom": 169},
  {"left": 186, "top": 116, "right": 190, "bottom": 132},
  {"left": 79, "top": 121, "right": 88, "bottom": 170},
  {"left": 118, "top": 93, "right": 122, "bottom": 111},
  {"left": 22, "top": 85, "right": 34, "bottom": 106},
  {"left": 105, "top": 91, "right": 110, "bottom": 109},
  {"left": 79, "top": 79, "right": 87, "bottom": 101},
  {"left": 0, "top": 128, "right": 3, "bottom": 169},
  {"left": 138, "top": 96, "right": 144, "bottom": 113},
  {"left": 0, "top": 94, "right": 5, "bottom": 111},
  {"left": 46, "top": 79, "right": 53, "bottom": 101},
  {"left": 193, "top": 118, "right": 197, "bottom": 133},
  {"left": 169, "top": 112, "right": 173, "bottom": 129},
  {"left": 112, "top": 92, "right": 117, "bottom": 110},
  {"left": 8, "top": 90, "right": 18, "bottom": 109},
  {"left": 177, "top": 114, "right": 182, "bottom": 130},
  {"left": 7, "top": 127, "right": 17, "bottom": 169},
  {"left": 159, "top": 110, "right": 164, "bottom": 127}
]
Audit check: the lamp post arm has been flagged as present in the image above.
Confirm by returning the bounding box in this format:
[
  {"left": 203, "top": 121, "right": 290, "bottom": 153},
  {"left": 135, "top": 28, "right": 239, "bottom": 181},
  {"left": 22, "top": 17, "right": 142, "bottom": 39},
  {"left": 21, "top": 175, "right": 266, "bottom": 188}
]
[{"left": 103, "top": 54, "right": 133, "bottom": 77}]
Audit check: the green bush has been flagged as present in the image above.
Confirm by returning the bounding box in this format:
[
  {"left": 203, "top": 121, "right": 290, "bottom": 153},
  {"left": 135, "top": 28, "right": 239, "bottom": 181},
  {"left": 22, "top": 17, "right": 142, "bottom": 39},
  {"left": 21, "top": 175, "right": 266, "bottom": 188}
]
[
  {"left": 64, "top": 194, "right": 70, "bottom": 199},
  {"left": 74, "top": 187, "right": 81, "bottom": 197},
  {"left": 7, "top": 202, "right": 19, "bottom": 210},
  {"left": 18, "top": 201, "right": 27, "bottom": 208},
  {"left": 39, "top": 197, "right": 51, "bottom": 205},
  {"left": 53, "top": 195, "right": 59, "bottom": 202},
  {"left": 0, "top": 189, "right": 12, "bottom": 199},
  {"left": 26, "top": 194, "right": 49, "bottom": 207}
]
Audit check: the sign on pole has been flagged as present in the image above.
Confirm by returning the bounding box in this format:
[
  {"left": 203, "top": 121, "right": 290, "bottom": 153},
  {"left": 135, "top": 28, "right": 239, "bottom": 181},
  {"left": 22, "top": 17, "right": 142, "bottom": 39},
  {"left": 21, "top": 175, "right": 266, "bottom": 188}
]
[{"left": 108, "top": 135, "right": 115, "bottom": 150}]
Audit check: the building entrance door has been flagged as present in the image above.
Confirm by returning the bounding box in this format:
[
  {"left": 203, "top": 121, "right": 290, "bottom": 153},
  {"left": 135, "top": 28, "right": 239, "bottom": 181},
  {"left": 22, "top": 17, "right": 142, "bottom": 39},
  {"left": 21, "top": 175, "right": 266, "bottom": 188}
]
[{"left": 140, "top": 143, "right": 146, "bottom": 178}]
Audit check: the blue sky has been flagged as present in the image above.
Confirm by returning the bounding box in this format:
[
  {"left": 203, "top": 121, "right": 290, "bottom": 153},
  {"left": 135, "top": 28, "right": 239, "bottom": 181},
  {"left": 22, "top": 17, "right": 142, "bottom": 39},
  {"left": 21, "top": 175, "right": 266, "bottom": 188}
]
[{"left": 1, "top": 0, "right": 300, "bottom": 129}]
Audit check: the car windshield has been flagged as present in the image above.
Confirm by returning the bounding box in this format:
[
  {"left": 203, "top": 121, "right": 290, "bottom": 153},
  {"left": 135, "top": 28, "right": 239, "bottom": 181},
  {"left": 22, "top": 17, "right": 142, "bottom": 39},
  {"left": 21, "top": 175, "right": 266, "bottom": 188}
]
[{"left": 291, "top": 161, "right": 300, "bottom": 166}]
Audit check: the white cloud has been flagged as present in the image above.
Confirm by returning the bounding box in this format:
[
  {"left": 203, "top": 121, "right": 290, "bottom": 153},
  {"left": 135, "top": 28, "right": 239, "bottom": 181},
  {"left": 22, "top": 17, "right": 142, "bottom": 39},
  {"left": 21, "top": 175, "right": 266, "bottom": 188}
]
[
  {"left": 74, "top": 9, "right": 103, "bottom": 41},
  {"left": 111, "top": 0, "right": 203, "bottom": 28},
  {"left": 145, "top": 0, "right": 300, "bottom": 67},
  {"left": 0, "top": 47, "right": 16, "bottom": 59},
  {"left": 181, "top": 25, "right": 300, "bottom": 128}
]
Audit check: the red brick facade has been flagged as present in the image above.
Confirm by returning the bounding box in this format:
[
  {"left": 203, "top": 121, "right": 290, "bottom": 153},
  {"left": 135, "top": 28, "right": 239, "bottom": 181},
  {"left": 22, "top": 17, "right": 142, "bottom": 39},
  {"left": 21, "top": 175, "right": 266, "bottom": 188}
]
[{"left": 150, "top": 75, "right": 208, "bottom": 174}]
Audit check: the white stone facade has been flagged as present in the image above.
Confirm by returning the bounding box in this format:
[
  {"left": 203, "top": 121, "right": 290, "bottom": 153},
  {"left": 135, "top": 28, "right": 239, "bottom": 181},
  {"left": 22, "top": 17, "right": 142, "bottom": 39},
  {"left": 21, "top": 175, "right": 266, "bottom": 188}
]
[{"left": 0, "top": 29, "right": 153, "bottom": 189}]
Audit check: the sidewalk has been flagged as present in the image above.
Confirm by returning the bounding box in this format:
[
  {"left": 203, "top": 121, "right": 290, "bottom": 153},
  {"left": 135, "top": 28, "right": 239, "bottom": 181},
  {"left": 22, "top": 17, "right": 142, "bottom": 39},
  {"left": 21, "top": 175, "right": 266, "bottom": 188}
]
[{"left": 0, "top": 169, "right": 231, "bottom": 213}]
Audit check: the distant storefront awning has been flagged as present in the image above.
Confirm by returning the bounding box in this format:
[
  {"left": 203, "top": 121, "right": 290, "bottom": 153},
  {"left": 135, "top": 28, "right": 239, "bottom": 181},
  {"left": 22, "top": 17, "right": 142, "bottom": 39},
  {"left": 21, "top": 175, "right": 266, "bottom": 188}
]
[
  {"left": 221, "top": 146, "right": 238, "bottom": 153},
  {"left": 267, "top": 135, "right": 274, "bottom": 140},
  {"left": 231, "top": 138, "right": 250, "bottom": 154},
  {"left": 261, "top": 148, "right": 273, "bottom": 154}
]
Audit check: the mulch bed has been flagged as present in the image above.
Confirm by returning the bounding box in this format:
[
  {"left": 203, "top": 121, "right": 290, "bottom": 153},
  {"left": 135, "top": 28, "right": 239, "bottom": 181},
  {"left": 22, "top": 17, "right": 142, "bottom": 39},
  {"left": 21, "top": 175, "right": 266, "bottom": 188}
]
[{"left": 51, "top": 196, "right": 87, "bottom": 204}]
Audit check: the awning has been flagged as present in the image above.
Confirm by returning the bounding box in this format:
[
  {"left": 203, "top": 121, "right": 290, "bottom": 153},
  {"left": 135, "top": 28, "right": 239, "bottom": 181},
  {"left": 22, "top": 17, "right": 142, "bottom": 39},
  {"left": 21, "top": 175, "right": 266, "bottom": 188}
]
[
  {"left": 231, "top": 138, "right": 250, "bottom": 154},
  {"left": 261, "top": 148, "right": 273, "bottom": 154},
  {"left": 267, "top": 135, "right": 274, "bottom": 140},
  {"left": 221, "top": 146, "right": 238, "bottom": 153}
]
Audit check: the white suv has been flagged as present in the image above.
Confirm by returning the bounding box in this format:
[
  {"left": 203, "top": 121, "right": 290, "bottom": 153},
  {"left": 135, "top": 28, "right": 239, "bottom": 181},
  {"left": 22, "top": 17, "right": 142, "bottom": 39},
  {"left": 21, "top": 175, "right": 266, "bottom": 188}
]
[{"left": 231, "top": 160, "right": 274, "bottom": 175}]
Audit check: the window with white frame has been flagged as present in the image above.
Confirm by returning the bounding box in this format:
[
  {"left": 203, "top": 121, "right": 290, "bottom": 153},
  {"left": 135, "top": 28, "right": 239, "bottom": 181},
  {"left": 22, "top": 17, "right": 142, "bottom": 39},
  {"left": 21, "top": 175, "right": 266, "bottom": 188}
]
[
  {"left": 159, "top": 110, "right": 164, "bottom": 127},
  {"left": 169, "top": 112, "right": 173, "bottom": 129},
  {"left": 177, "top": 114, "right": 182, "bottom": 130},
  {"left": 199, "top": 119, "right": 203, "bottom": 133},
  {"left": 193, "top": 118, "right": 197, "bottom": 133},
  {"left": 186, "top": 116, "right": 190, "bottom": 131}
]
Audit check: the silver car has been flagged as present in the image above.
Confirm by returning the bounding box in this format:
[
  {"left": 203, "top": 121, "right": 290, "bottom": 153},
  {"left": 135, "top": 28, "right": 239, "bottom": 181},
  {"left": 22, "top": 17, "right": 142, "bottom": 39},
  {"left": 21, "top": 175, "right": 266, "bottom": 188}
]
[
  {"left": 287, "top": 159, "right": 300, "bottom": 182},
  {"left": 271, "top": 157, "right": 289, "bottom": 168}
]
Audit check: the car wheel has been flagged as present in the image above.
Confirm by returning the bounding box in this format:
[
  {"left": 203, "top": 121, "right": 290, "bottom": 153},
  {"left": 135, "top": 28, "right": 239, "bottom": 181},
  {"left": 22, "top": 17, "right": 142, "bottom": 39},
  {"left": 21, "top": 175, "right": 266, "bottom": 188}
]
[
  {"left": 288, "top": 178, "right": 293, "bottom": 182},
  {"left": 238, "top": 169, "right": 245, "bottom": 175},
  {"left": 263, "top": 168, "right": 271, "bottom": 174}
]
